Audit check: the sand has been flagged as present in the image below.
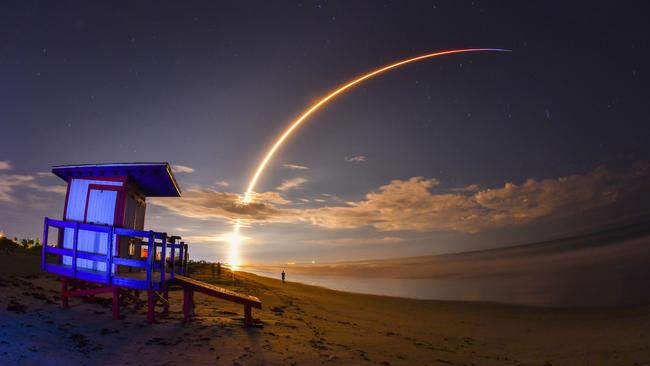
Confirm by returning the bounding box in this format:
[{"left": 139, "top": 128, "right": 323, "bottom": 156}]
[{"left": 1, "top": 252, "right": 649, "bottom": 365}]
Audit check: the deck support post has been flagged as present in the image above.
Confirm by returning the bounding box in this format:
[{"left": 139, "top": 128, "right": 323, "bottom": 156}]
[
  {"left": 147, "top": 290, "right": 155, "bottom": 324},
  {"left": 183, "top": 288, "right": 194, "bottom": 322},
  {"left": 244, "top": 305, "right": 252, "bottom": 326},
  {"left": 191, "top": 290, "right": 195, "bottom": 316},
  {"left": 133, "top": 290, "right": 141, "bottom": 310},
  {"left": 41, "top": 218, "right": 49, "bottom": 271},
  {"left": 163, "top": 290, "right": 169, "bottom": 315},
  {"left": 112, "top": 286, "right": 120, "bottom": 320},
  {"left": 61, "top": 277, "right": 69, "bottom": 308}
]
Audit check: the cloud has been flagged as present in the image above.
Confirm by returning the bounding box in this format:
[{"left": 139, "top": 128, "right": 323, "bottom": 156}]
[
  {"left": 31, "top": 184, "right": 67, "bottom": 195},
  {"left": 283, "top": 163, "right": 309, "bottom": 170},
  {"left": 183, "top": 232, "right": 252, "bottom": 243},
  {"left": 302, "top": 236, "right": 405, "bottom": 246},
  {"left": 302, "top": 167, "right": 626, "bottom": 232},
  {"left": 0, "top": 161, "right": 11, "bottom": 171},
  {"left": 215, "top": 180, "right": 230, "bottom": 187},
  {"left": 149, "top": 187, "right": 292, "bottom": 222},
  {"left": 0, "top": 174, "right": 34, "bottom": 202},
  {"left": 171, "top": 165, "right": 195, "bottom": 173},
  {"left": 321, "top": 193, "right": 341, "bottom": 201},
  {"left": 252, "top": 191, "right": 291, "bottom": 205},
  {"left": 0, "top": 174, "right": 66, "bottom": 202},
  {"left": 450, "top": 184, "right": 481, "bottom": 192},
  {"left": 150, "top": 165, "right": 648, "bottom": 234},
  {"left": 344, "top": 155, "right": 367, "bottom": 164},
  {"left": 276, "top": 177, "right": 307, "bottom": 192}
]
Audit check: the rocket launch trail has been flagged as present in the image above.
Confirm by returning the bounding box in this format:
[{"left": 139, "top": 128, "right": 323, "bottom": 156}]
[
  {"left": 242, "top": 48, "right": 510, "bottom": 203},
  {"left": 229, "top": 48, "right": 509, "bottom": 268}
]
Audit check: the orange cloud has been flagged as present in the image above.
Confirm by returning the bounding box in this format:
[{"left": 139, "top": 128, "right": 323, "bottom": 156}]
[
  {"left": 149, "top": 187, "right": 292, "bottom": 222},
  {"left": 150, "top": 165, "right": 648, "bottom": 233},
  {"left": 303, "top": 167, "right": 627, "bottom": 233}
]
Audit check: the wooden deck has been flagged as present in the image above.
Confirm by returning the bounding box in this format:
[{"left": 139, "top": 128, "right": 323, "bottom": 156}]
[
  {"left": 42, "top": 218, "right": 188, "bottom": 291},
  {"left": 41, "top": 218, "right": 262, "bottom": 325},
  {"left": 44, "top": 263, "right": 167, "bottom": 290}
]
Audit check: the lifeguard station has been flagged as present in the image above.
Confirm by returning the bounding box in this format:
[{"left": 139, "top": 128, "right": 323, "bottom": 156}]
[{"left": 41, "top": 162, "right": 261, "bottom": 325}]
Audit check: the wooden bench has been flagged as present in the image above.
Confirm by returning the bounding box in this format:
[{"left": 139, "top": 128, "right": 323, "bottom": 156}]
[{"left": 172, "top": 275, "right": 262, "bottom": 326}]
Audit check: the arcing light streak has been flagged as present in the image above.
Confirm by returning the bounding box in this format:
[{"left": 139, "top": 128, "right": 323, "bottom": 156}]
[
  {"left": 243, "top": 48, "right": 509, "bottom": 202},
  {"left": 228, "top": 48, "right": 509, "bottom": 268}
]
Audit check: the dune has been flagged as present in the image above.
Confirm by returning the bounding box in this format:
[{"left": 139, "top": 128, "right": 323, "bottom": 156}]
[{"left": 1, "top": 249, "right": 649, "bottom": 365}]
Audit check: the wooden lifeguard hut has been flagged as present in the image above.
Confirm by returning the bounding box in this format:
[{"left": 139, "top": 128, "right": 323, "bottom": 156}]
[{"left": 41, "top": 162, "right": 260, "bottom": 325}]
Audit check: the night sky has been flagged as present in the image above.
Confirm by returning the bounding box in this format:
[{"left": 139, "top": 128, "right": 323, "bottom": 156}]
[{"left": 1, "top": 1, "right": 649, "bottom": 263}]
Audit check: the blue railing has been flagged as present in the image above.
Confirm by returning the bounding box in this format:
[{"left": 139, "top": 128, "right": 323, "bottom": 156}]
[{"left": 41, "top": 218, "right": 189, "bottom": 290}]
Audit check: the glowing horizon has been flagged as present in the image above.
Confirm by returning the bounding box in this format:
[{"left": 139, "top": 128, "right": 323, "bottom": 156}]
[{"left": 227, "top": 221, "right": 242, "bottom": 270}]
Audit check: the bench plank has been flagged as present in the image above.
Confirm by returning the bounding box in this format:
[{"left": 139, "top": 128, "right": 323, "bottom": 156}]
[{"left": 172, "top": 275, "right": 261, "bottom": 309}]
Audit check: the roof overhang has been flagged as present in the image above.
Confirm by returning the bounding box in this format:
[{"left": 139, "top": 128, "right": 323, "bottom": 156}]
[{"left": 52, "top": 162, "right": 182, "bottom": 197}]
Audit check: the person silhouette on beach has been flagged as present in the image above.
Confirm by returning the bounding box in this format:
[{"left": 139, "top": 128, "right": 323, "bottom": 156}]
[{"left": 281, "top": 270, "right": 285, "bottom": 283}]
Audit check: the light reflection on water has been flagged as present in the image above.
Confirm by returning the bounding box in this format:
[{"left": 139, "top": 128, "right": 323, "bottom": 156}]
[
  {"left": 242, "top": 230, "right": 650, "bottom": 307},
  {"left": 243, "top": 265, "right": 650, "bottom": 308}
]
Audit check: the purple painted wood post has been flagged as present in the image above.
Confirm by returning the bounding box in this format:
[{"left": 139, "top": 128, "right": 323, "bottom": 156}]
[
  {"left": 41, "top": 218, "right": 49, "bottom": 271},
  {"left": 178, "top": 242, "right": 184, "bottom": 275},
  {"left": 146, "top": 231, "right": 155, "bottom": 289},
  {"left": 183, "top": 243, "right": 188, "bottom": 275},
  {"left": 105, "top": 227, "right": 114, "bottom": 284},
  {"left": 169, "top": 238, "right": 176, "bottom": 279},
  {"left": 160, "top": 233, "right": 167, "bottom": 286},
  {"left": 72, "top": 223, "right": 79, "bottom": 279}
]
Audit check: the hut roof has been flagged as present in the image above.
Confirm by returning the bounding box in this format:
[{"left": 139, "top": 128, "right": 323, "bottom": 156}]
[{"left": 52, "top": 162, "right": 181, "bottom": 197}]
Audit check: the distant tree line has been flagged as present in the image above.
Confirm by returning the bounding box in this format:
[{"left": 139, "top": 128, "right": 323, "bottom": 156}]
[{"left": 6, "top": 236, "right": 41, "bottom": 249}]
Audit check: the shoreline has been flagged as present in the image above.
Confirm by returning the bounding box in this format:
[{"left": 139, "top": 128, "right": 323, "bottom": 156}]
[
  {"left": 238, "top": 269, "right": 650, "bottom": 312},
  {"left": 239, "top": 231, "right": 650, "bottom": 308}
]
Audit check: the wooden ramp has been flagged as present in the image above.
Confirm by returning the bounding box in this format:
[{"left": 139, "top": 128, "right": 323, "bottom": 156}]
[{"left": 172, "top": 275, "right": 261, "bottom": 326}]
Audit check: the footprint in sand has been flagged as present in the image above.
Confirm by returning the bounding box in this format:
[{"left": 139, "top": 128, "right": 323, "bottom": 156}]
[{"left": 6, "top": 300, "right": 27, "bottom": 313}]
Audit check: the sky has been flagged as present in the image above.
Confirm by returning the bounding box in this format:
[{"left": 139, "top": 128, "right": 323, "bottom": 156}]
[{"left": 1, "top": 1, "right": 649, "bottom": 264}]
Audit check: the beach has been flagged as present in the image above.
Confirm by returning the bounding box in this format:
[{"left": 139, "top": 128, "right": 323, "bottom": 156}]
[{"left": 1, "top": 252, "right": 649, "bottom": 365}]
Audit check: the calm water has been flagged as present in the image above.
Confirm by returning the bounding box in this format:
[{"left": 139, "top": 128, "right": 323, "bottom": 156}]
[{"left": 244, "top": 264, "right": 650, "bottom": 307}]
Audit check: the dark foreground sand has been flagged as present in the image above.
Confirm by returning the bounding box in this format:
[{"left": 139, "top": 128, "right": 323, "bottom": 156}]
[{"left": 1, "top": 252, "right": 649, "bottom": 365}]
